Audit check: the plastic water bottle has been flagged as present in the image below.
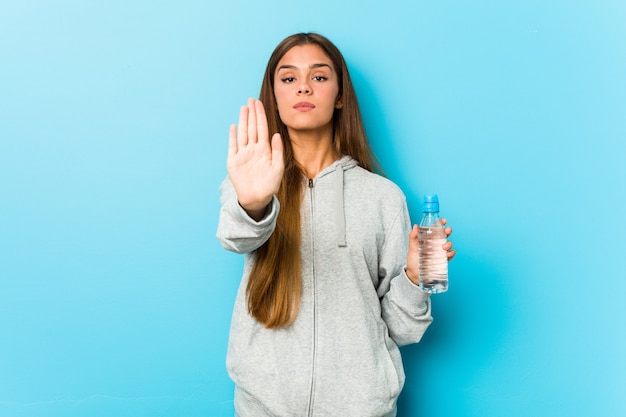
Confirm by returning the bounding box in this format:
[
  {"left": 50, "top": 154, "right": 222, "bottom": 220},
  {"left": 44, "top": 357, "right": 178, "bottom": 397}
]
[{"left": 418, "top": 194, "right": 448, "bottom": 293}]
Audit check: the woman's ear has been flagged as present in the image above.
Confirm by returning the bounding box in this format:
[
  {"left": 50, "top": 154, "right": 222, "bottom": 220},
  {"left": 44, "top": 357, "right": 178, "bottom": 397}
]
[{"left": 334, "top": 93, "right": 343, "bottom": 109}]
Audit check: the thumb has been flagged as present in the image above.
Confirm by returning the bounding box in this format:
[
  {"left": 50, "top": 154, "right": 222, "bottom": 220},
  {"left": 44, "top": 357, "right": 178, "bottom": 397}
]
[{"left": 408, "top": 225, "right": 419, "bottom": 252}]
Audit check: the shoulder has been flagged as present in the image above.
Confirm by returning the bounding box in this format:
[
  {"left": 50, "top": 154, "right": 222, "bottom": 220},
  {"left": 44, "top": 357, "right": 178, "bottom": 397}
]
[
  {"left": 346, "top": 165, "right": 406, "bottom": 201},
  {"left": 342, "top": 166, "right": 410, "bottom": 237}
]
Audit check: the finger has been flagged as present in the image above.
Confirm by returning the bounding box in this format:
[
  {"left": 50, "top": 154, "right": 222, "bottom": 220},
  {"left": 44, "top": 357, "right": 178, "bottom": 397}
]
[
  {"left": 445, "top": 226, "right": 453, "bottom": 237},
  {"left": 447, "top": 250, "right": 456, "bottom": 260},
  {"left": 440, "top": 218, "right": 448, "bottom": 226},
  {"left": 256, "top": 100, "right": 270, "bottom": 146},
  {"left": 228, "top": 124, "right": 237, "bottom": 159},
  {"left": 247, "top": 98, "right": 258, "bottom": 144},
  {"left": 271, "top": 133, "right": 284, "bottom": 165},
  {"left": 442, "top": 241, "right": 453, "bottom": 251},
  {"left": 237, "top": 105, "right": 249, "bottom": 147}
]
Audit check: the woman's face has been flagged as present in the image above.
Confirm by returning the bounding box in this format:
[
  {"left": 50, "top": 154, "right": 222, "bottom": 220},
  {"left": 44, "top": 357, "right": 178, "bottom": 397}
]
[{"left": 273, "top": 44, "right": 341, "bottom": 135}]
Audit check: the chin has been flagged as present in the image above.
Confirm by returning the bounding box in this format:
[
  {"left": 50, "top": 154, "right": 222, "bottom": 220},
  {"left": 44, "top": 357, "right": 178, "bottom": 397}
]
[{"left": 284, "top": 117, "right": 333, "bottom": 132}]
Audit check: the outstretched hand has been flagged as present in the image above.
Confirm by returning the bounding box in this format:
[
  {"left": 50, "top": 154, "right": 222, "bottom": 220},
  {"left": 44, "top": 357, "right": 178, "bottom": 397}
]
[
  {"left": 405, "top": 218, "right": 456, "bottom": 286},
  {"left": 228, "top": 98, "right": 284, "bottom": 220}
]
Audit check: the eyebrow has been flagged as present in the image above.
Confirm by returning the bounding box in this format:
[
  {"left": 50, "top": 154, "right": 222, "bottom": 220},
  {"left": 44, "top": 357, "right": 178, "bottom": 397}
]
[{"left": 277, "top": 63, "right": 333, "bottom": 72}]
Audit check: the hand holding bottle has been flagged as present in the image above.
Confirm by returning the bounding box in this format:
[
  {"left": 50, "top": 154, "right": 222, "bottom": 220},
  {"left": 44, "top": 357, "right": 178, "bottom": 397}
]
[
  {"left": 227, "top": 98, "right": 285, "bottom": 220},
  {"left": 406, "top": 195, "right": 455, "bottom": 292},
  {"left": 406, "top": 220, "right": 454, "bottom": 283}
]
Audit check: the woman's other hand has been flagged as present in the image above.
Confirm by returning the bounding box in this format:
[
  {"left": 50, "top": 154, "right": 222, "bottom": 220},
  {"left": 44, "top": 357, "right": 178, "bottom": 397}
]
[{"left": 405, "top": 218, "right": 456, "bottom": 286}]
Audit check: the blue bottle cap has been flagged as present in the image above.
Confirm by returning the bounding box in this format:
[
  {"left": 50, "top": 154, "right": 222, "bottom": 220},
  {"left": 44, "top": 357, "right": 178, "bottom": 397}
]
[{"left": 422, "top": 194, "right": 440, "bottom": 213}]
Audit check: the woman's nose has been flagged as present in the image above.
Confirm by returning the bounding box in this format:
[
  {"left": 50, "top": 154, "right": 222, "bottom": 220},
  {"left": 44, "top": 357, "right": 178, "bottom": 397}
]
[{"left": 297, "top": 83, "right": 311, "bottom": 94}]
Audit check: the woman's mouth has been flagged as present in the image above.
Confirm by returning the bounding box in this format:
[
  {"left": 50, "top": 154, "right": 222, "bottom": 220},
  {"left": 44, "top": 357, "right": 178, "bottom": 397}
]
[{"left": 293, "top": 102, "right": 315, "bottom": 111}]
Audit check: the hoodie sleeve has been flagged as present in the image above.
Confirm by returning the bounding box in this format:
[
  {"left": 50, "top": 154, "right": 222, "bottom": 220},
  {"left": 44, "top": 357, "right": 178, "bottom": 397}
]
[
  {"left": 378, "top": 203, "right": 433, "bottom": 347},
  {"left": 216, "top": 176, "right": 280, "bottom": 254}
]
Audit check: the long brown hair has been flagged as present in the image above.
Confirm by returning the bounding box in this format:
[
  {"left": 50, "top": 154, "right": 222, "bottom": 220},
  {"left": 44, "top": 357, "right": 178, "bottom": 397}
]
[{"left": 247, "top": 33, "right": 379, "bottom": 328}]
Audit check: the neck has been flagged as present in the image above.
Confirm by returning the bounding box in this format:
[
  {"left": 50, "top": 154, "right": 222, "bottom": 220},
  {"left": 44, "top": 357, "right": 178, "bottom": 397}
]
[{"left": 288, "top": 127, "right": 339, "bottom": 178}]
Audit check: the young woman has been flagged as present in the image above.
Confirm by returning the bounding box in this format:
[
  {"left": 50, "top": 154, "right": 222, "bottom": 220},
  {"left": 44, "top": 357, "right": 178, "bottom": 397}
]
[{"left": 217, "top": 33, "right": 455, "bottom": 417}]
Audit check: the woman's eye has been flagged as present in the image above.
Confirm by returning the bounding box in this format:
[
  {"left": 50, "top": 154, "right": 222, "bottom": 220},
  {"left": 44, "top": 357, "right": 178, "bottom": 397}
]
[
  {"left": 313, "top": 76, "right": 327, "bottom": 82},
  {"left": 281, "top": 77, "right": 295, "bottom": 83}
]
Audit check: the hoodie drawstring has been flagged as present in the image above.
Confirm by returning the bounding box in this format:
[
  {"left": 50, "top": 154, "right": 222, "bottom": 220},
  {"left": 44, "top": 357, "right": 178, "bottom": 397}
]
[{"left": 335, "top": 164, "right": 347, "bottom": 247}]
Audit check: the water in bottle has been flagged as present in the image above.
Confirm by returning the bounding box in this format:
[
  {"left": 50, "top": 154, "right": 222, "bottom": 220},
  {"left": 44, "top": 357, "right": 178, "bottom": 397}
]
[{"left": 418, "top": 194, "right": 448, "bottom": 293}]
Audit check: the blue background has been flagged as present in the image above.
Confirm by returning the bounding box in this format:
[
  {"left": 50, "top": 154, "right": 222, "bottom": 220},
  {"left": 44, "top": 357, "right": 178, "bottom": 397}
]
[{"left": 1, "top": 1, "right": 625, "bottom": 416}]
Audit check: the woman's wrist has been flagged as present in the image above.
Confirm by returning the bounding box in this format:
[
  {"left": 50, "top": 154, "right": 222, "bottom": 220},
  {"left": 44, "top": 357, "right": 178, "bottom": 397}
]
[
  {"left": 239, "top": 201, "right": 270, "bottom": 221},
  {"left": 404, "top": 268, "right": 420, "bottom": 286}
]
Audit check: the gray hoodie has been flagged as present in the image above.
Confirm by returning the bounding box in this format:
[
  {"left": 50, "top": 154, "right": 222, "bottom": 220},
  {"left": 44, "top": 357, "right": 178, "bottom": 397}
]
[{"left": 217, "top": 156, "right": 432, "bottom": 417}]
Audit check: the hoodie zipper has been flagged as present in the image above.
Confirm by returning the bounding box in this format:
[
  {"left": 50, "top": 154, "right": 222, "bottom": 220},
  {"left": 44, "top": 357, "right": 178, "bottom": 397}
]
[{"left": 307, "top": 177, "right": 317, "bottom": 417}]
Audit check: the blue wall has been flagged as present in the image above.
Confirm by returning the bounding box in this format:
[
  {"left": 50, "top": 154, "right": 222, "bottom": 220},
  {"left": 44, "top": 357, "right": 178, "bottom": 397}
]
[{"left": 1, "top": 1, "right": 625, "bottom": 416}]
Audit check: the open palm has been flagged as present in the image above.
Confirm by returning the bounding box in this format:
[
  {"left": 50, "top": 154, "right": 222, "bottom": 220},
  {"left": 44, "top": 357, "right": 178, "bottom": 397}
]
[{"left": 227, "top": 99, "right": 284, "bottom": 220}]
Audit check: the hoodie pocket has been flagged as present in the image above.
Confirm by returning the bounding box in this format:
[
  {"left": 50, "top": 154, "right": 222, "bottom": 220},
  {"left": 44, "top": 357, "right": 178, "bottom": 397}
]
[{"left": 380, "top": 325, "right": 403, "bottom": 400}]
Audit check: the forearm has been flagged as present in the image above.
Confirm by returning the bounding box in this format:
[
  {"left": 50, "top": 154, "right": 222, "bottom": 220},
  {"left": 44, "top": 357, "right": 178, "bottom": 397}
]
[
  {"left": 216, "top": 177, "right": 279, "bottom": 253},
  {"left": 381, "top": 269, "right": 433, "bottom": 347}
]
